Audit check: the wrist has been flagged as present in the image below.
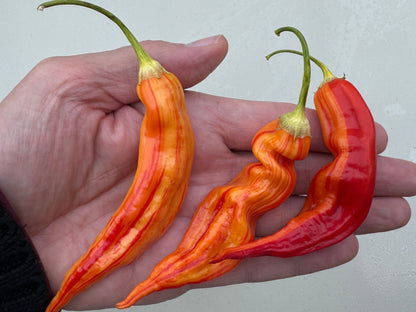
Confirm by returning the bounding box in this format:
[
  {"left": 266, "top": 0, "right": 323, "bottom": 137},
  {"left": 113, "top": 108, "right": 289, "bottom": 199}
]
[{"left": 0, "top": 189, "right": 53, "bottom": 311}]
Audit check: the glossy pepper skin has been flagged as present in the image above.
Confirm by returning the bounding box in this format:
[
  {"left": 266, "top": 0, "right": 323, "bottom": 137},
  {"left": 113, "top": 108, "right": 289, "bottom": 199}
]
[
  {"left": 39, "top": 2, "right": 194, "bottom": 312},
  {"left": 215, "top": 55, "right": 376, "bottom": 261},
  {"left": 116, "top": 26, "right": 312, "bottom": 309}
]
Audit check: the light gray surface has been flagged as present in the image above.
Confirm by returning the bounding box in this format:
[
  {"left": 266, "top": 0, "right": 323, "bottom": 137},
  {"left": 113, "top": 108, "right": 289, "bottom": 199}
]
[{"left": 1, "top": 1, "right": 415, "bottom": 311}]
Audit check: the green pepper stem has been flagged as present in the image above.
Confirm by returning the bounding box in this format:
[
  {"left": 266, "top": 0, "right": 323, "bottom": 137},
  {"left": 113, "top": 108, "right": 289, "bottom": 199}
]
[
  {"left": 274, "top": 27, "right": 311, "bottom": 112},
  {"left": 266, "top": 49, "right": 335, "bottom": 84},
  {"left": 271, "top": 26, "right": 311, "bottom": 138},
  {"left": 38, "top": 0, "right": 165, "bottom": 83}
]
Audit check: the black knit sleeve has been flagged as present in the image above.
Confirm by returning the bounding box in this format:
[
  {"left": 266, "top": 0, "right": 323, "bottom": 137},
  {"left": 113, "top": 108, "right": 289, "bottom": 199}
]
[{"left": 0, "top": 191, "right": 53, "bottom": 312}]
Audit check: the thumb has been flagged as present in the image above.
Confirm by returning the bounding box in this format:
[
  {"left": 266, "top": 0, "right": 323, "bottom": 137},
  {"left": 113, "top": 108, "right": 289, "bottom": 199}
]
[
  {"left": 4, "top": 35, "right": 228, "bottom": 109},
  {"left": 84, "top": 35, "right": 228, "bottom": 104}
]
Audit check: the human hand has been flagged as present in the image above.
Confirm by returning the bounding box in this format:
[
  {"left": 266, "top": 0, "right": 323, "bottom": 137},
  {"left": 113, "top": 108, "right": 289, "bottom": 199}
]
[{"left": 0, "top": 36, "right": 413, "bottom": 310}]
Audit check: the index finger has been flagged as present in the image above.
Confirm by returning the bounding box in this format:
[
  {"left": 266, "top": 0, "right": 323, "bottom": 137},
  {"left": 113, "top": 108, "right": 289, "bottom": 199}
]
[{"left": 200, "top": 92, "right": 388, "bottom": 153}]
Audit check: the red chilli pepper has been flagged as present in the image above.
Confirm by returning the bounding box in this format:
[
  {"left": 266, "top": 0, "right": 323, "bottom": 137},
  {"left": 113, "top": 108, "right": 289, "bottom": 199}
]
[{"left": 215, "top": 47, "right": 376, "bottom": 261}]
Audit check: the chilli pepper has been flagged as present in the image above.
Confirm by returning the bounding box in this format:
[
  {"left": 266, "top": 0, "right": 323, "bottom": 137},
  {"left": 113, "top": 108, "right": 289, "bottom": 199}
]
[
  {"left": 115, "top": 26, "right": 312, "bottom": 309},
  {"left": 39, "top": 2, "right": 194, "bottom": 312},
  {"left": 214, "top": 40, "right": 376, "bottom": 261}
]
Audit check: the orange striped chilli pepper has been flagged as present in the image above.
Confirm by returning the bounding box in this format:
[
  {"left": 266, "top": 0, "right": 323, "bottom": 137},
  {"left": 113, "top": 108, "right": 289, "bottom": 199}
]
[{"left": 38, "top": 2, "right": 194, "bottom": 312}]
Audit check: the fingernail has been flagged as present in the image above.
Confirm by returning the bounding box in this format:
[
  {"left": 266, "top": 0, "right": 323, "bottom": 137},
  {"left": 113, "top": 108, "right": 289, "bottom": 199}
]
[{"left": 187, "top": 35, "right": 223, "bottom": 47}]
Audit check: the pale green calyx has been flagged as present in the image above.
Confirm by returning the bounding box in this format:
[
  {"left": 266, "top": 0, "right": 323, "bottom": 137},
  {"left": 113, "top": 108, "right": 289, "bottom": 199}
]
[
  {"left": 138, "top": 59, "right": 167, "bottom": 84},
  {"left": 279, "top": 104, "right": 311, "bottom": 138}
]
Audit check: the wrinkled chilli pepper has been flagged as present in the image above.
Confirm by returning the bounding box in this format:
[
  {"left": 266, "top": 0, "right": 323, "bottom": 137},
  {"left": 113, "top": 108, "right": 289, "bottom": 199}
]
[
  {"left": 214, "top": 43, "right": 376, "bottom": 261},
  {"left": 115, "top": 26, "right": 312, "bottom": 309},
  {"left": 39, "top": 2, "right": 194, "bottom": 312}
]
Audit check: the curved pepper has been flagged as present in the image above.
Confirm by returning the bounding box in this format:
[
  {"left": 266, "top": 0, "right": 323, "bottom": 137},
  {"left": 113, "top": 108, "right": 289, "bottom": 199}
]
[
  {"left": 115, "top": 26, "right": 312, "bottom": 309},
  {"left": 214, "top": 45, "right": 376, "bottom": 261},
  {"left": 39, "top": 2, "right": 194, "bottom": 312}
]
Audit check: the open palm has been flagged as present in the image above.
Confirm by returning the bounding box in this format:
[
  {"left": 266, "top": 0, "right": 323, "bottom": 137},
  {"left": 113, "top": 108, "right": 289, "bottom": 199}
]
[{"left": 0, "top": 37, "right": 414, "bottom": 310}]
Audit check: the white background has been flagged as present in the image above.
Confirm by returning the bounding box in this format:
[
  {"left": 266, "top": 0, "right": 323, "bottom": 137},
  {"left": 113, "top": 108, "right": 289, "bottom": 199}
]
[{"left": 1, "top": 1, "right": 415, "bottom": 311}]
